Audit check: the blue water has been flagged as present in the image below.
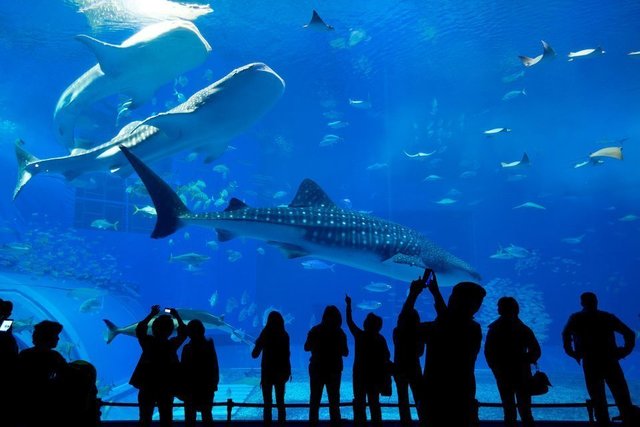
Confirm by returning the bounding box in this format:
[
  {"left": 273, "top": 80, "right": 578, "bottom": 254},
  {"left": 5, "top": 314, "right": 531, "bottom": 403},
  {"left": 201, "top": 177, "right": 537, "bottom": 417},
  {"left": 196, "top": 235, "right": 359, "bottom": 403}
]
[{"left": 1, "top": 0, "right": 639, "bottom": 421}]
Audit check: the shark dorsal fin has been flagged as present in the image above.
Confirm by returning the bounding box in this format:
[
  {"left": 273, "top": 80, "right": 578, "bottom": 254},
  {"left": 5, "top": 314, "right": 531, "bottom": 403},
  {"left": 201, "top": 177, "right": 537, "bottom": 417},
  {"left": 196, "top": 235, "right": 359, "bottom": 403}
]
[
  {"left": 225, "top": 198, "right": 249, "bottom": 212},
  {"left": 75, "top": 35, "right": 127, "bottom": 76},
  {"left": 289, "top": 179, "right": 336, "bottom": 208}
]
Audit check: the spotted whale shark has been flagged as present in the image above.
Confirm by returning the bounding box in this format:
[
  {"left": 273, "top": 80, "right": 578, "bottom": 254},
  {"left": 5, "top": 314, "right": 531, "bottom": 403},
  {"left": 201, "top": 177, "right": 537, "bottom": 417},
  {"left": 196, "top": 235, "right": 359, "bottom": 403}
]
[
  {"left": 14, "top": 62, "right": 285, "bottom": 199},
  {"left": 54, "top": 20, "right": 212, "bottom": 149},
  {"left": 120, "top": 147, "right": 481, "bottom": 287}
]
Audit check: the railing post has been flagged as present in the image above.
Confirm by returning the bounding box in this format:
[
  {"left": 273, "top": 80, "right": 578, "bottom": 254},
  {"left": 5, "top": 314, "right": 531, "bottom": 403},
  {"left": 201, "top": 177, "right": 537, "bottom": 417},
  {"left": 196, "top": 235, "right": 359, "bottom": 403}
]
[{"left": 226, "top": 398, "right": 233, "bottom": 426}]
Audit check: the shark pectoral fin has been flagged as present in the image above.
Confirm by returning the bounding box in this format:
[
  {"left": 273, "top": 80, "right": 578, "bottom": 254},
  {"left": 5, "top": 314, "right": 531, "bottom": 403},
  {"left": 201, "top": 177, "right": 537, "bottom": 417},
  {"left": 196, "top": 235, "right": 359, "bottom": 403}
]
[
  {"left": 267, "top": 241, "right": 309, "bottom": 259},
  {"left": 383, "top": 253, "right": 425, "bottom": 268},
  {"left": 216, "top": 229, "right": 236, "bottom": 242},
  {"left": 224, "top": 198, "right": 249, "bottom": 211},
  {"left": 75, "top": 35, "right": 126, "bottom": 76},
  {"left": 135, "top": 112, "right": 186, "bottom": 139}
]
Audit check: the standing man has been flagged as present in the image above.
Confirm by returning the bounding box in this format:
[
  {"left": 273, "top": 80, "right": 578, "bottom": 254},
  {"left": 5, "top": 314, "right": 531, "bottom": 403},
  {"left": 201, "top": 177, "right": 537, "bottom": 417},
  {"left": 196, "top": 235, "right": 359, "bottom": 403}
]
[{"left": 562, "top": 292, "right": 636, "bottom": 426}]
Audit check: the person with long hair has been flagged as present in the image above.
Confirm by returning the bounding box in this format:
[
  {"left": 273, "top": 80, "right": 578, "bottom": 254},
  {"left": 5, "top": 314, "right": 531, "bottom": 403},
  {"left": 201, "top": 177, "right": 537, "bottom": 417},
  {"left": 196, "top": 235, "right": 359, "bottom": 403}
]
[{"left": 252, "top": 310, "right": 291, "bottom": 426}]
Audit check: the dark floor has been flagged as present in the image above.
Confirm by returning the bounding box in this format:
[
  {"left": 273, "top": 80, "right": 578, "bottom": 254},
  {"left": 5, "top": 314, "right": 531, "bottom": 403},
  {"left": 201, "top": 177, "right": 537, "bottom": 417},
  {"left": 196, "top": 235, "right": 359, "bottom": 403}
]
[{"left": 101, "top": 422, "right": 595, "bottom": 427}]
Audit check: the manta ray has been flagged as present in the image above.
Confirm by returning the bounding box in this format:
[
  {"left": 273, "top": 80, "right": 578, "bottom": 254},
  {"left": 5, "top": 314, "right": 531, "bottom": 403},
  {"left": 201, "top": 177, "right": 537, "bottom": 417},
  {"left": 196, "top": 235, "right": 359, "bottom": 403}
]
[
  {"left": 14, "top": 62, "right": 285, "bottom": 199},
  {"left": 54, "top": 20, "right": 212, "bottom": 149},
  {"left": 120, "top": 147, "right": 481, "bottom": 287}
]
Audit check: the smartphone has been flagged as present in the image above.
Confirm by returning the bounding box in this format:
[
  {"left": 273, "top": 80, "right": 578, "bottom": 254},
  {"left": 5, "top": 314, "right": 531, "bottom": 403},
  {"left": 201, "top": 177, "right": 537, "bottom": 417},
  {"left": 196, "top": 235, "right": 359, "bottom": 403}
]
[
  {"left": 164, "top": 308, "right": 172, "bottom": 314},
  {"left": 0, "top": 319, "right": 13, "bottom": 332},
  {"left": 423, "top": 268, "right": 434, "bottom": 285}
]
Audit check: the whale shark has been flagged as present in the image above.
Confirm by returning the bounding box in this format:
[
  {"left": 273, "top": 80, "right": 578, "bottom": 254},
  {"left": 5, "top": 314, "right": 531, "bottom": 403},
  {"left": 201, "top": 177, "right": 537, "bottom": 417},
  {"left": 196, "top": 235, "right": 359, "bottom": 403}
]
[
  {"left": 14, "top": 62, "right": 285, "bottom": 199},
  {"left": 54, "top": 20, "right": 212, "bottom": 149},
  {"left": 119, "top": 146, "right": 481, "bottom": 287}
]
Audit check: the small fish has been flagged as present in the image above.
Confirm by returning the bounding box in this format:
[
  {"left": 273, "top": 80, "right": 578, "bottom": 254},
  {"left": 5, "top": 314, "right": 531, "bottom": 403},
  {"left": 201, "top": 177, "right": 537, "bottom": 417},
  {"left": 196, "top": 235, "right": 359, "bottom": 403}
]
[
  {"left": 301, "top": 259, "right": 335, "bottom": 271},
  {"left": 574, "top": 158, "right": 603, "bottom": 168},
  {"left": 562, "top": 234, "right": 585, "bottom": 245},
  {"left": 79, "top": 297, "right": 102, "bottom": 314},
  {"left": 501, "top": 89, "right": 526, "bottom": 101},
  {"left": 348, "top": 29, "right": 369, "bottom": 47},
  {"left": 459, "top": 171, "right": 477, "bottom": 179},
  {"left": 323, "top": 110, "right": 342, "bottom": 120},
  {"left": 257, "top": 247, "right": 265, "bottom": 255},
  {"left": 184, "top": 152, "right": 198, "bottom": 162},
  {"left": 484, "top": 127, "right": 511, "bottom": 135},
  {"left": 241, "top": 290, "right": 250, "bottom": 305},
  {"left": 364, "top": 282, "right": 392, "bottom": 293},
  {"left": 283, "top": 313, "right": 295, "bottom": 324},
  {"left": 320, "top": 134, "right": 343, "bottom": 147},
  {"left": 184, "top": 232, "right": 191, "bottom": 240},
  {"left": 90, "top": 219, "right": 118, "bottom": 231},
  {"left": 423, "top": 175, "right": 443, "bottom": 182},
  {"left": 273, "top": 191, "right": 288, "bottom": 199},
  {"left": 366, "top": 163, "right": 388, "bottom": 171},
  {"left": 209, "top": 291, "right": 218, "bottom": 307},
  {"left": 501, "top": 153, "right": 530, "bottom": 168},
  {"left": 356, "top": 300, "right": 382, "bottom": 310},
  {"left": 489, "top": 249, "right": 515, "bottom": 260},
  {"left": 206, "top": 240, "right": 219, "bottom": 250},
  {"left": 503, "top": 244, "right": 531, "bottom": 258},
  {"left": 513, "top": 202, "right": 546, "bottom": 210},
  {"left": 348, "top": 99, "right": 371, "bottom": 109},
  {"left": 175, "top": 75, "right": 189, "bottom": 87},
  {"left": 568, "top": 47, "right": 605, "bottom": 61},
  {"left": 502, "top": 70, "right": 525, "bottom": 83},
  {"left": 133, "top": 205, "right": 157, "bottom": 216},
  {"left": 628, "top": 51, "right": 640, "bottom": 57},
  {"left": 341, "top": 198, "right": 353, "bottom": 209},
  {"left": 169, "top": 252, "right": 210, "bottom": 265},
  {"left": 619, "top": 214, "right": 638, "bottom": 222},
  {"left": 403, "top": 150, "right": 436, "bottom": 158},
  {"left": 436, "top": 198, "right": 457, "bottom": 205},
  {"left": 213, "top": 164, "right": 230, "bottom": 179},
  {"left": 327, "top": 120, "right": 349, "bottom": 129},
  {"left": 227, "top": 250, "right": 243, "bottom": 262},
  {"left": 202, "top": 69, "right": 214, "bottom": 82}
]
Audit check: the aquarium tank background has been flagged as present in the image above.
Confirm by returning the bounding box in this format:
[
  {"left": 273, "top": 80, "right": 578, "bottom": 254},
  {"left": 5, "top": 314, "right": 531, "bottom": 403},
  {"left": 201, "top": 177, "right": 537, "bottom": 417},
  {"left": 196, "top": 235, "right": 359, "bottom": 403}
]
[{"left": 0, "top": 0, "right": 638, "bottom": 422}]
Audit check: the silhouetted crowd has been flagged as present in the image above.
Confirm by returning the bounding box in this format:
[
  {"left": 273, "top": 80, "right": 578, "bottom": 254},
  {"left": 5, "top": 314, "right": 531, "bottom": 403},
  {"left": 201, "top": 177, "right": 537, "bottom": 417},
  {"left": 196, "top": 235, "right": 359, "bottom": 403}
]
[{"left": 0, "top": 268, "right": 638, "bottom": 427}]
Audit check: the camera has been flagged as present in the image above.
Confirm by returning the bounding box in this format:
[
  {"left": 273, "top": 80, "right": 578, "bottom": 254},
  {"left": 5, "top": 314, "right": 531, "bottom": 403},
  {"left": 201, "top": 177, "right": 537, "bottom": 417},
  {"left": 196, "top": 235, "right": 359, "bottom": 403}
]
[
  {"left": 0, "top": 319, "right": 13, "bottom": 332},
  {"left": 164, "top": 308, "right": 172, "bottom": 314}
]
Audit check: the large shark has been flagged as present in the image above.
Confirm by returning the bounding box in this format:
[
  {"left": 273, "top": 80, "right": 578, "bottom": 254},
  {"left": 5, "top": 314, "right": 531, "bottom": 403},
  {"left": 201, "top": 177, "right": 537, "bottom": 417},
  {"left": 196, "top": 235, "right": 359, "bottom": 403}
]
[
  {"left": 120, "top": 147, "right": 481, "bottom": 287},
  {"left": 14, "top": 62, "right": 285, "bottom": 199},
  {"left": 54, "top": 20, "right": 212, "bottom": 149},
  {"left": 103, "top": 308, "right": 255, "bottom": 345}
]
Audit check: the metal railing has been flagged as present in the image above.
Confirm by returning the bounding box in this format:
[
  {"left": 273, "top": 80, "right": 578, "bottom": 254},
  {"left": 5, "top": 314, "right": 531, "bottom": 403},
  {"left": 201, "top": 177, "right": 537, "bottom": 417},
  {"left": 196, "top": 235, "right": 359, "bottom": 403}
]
[{"left": 99, "top": 399, "right": 606, "bottom": 424}]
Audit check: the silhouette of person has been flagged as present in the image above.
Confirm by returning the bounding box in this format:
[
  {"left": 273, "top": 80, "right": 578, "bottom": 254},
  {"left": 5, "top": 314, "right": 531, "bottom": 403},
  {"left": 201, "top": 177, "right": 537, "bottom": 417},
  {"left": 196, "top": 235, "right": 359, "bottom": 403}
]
[
  {"left": 59, "top": 359, "right": 101, "bottom": 427},
  {"left": 129, "top": 305, "right": 187, "bottom": 427},
  {"left": 181, "top": 319, "right": 219, "bottom": 427},
  {"left": 16, "top": 320, "right": 67, "bottom": 427},
  {"left": 485, "top": 297, "right": 541, "bottom": 427},
  {"left": 393, "top": 298, "right": 424, "bottom": 426},
  {"left": 404, "top": 269, "right": 486, "bottom": 427},
  {"left": 252, "top": 310, "right": 291, "bottom": 426},
  {"left": 345, "top": 295, "right": 391, "bottom": 427},
  {"left": 0, "top": 298, "right": 19, "bottom": 427},
  {"left": 562, "top": 292, "right": 636, "bottom": 427},
  {"left": 305, "top": 305, "right": 349, "bottom": 427}
]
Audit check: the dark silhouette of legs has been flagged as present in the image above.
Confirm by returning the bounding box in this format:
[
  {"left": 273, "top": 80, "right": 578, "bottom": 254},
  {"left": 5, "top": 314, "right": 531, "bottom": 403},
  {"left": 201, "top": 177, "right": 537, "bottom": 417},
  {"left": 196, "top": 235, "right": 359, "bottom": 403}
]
[
  {"left": 395, "top": 375, "right": 411, "bottom": 426},
  {"left": 604, "top": 361, "right": 633, "bottom": 423},
  {"left": 496, "top": 379, "right": 517, "bottom": 427},
  {"left": 156, "top": 392, "right": 174, "bottom": 427},
  {"left": 309, "top": 373, "right": 323, "bottom": 427},
  {"left": 583, "top": 360, "right": 611, "bottom": 426},
  {"left": 262, "top": 382, "right": 274, "bottom": 425},
  {"left": 274, "top": 382, "right": 286, "bottom": 425},
  {"left": 367, "top": 388, "right": 382, "bottom": 427},
  {"left": 326, "top": 372, "right": 342, "bottom": 427},
  {"left": 138, "top": 390, "right": 155, "bottom": 427},
  {"left": 352, "top": 379, "right": 366, "bottom": 427},
  {"left": 515, "top": 388, "right": 534, "bottom": 427},
  {"left": 184, "top": 402, "right": 197, "bottom": 427}
]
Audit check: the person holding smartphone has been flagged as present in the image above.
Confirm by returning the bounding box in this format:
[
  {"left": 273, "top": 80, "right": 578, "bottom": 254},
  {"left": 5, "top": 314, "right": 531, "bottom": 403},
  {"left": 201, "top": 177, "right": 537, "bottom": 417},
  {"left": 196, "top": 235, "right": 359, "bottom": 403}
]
[
  {"left": 129, "top": 305, "right": 187, "bottom": 427},
  {"left": 0, "top": 298, "right": 18, "bottom": 427},
  {"left": 403, "top": 268, "right": 486, "bottom": 427}
]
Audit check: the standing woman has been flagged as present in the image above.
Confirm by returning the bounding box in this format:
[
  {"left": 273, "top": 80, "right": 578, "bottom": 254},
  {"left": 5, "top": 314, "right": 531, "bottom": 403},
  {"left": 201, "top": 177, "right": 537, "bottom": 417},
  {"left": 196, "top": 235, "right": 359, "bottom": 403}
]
[
  {"left": 181, "top": 319, "right": 219, "bottom": 427},
  {"left": 305, "top": 305, "right": 349, "bottom": 427},
  {"left": 485, "top": 297, "right": 541, "bottom": 427},
  {"left": 252, "top": 311, "right": 291, "bottom": 426}
]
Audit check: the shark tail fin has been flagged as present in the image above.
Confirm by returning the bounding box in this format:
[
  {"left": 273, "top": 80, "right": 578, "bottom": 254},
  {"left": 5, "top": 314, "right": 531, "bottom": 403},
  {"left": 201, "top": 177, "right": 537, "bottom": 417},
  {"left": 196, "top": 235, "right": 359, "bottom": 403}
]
[
  {"left": 119, "top": 146, "right": 190, "bottom": 238},
  {"left": 103, "top": 319, "right": 120, "bottom": 344},
  {"left": 14, "top": 140, "right": 40, "bottom": 200}
]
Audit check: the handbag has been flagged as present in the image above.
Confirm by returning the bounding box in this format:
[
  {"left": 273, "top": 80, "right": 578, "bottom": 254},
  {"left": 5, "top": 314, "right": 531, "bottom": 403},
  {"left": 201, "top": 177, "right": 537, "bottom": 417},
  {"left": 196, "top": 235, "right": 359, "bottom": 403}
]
[{"left": 529, "top": 363, "right": 552, "bottom": 396}]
